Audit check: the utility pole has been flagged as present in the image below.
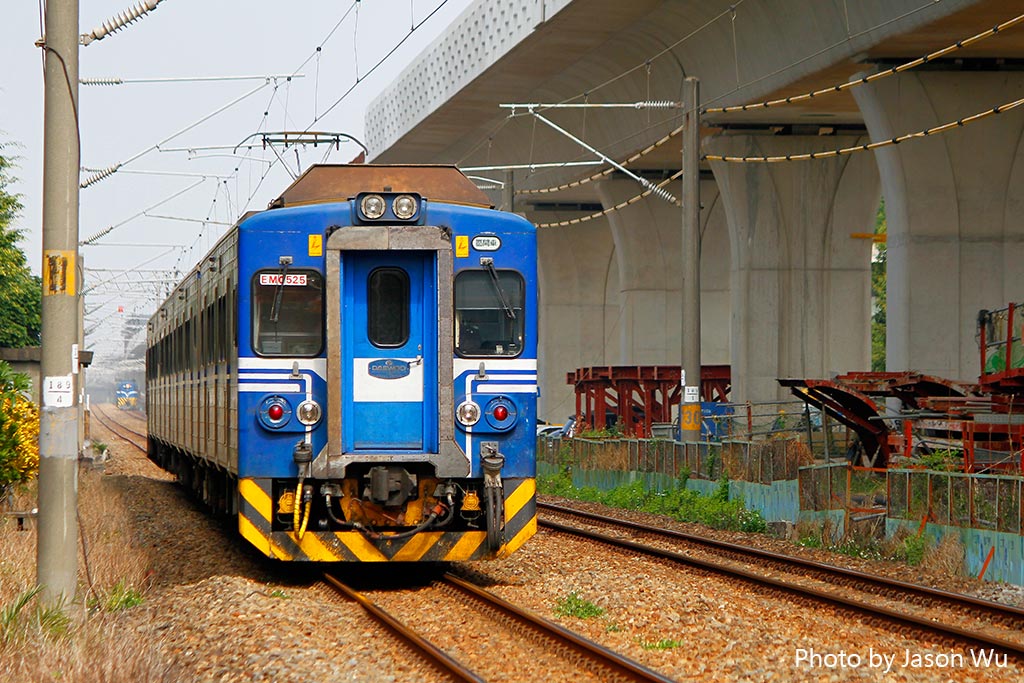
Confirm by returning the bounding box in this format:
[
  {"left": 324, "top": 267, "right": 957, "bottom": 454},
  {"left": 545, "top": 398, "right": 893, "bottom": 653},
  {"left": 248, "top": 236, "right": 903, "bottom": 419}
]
[
  {"left": 37, "top": 0, "right": 80, "bottom": 606},
  {"left": 680, "top": 76, "right": 702, "bottom": 444}
]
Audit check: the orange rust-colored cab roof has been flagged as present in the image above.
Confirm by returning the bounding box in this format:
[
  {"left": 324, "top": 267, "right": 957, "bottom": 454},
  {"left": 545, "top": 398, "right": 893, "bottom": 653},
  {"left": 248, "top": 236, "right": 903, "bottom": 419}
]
[{"left": 269, "top": 164, "right": 492, "bottom": 209}]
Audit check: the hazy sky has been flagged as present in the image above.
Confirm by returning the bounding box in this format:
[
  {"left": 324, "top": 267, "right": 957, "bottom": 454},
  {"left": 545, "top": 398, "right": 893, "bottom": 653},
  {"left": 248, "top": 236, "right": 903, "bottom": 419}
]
[{"left": 0, "top": 0, "right": 472, "bottom": 367}]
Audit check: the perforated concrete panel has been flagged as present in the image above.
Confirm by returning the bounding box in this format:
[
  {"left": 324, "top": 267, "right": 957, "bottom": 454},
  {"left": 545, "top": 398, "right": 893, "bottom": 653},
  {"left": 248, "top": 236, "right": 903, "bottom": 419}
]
[{"left": 366, "top": 0, "right": 572, "bottom": 157}]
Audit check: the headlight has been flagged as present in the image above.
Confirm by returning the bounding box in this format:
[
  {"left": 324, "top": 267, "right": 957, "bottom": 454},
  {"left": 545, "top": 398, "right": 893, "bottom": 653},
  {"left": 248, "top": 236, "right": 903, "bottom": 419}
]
[
  {"left": 296, "top": 399, "right": 322, "bottom": 426},
  {"left": 456, "top": 400, "right": 481, "bottom": 427},
  {"left": 392, "top": 194, "right": 418, "bottom": 220},
  {"left": 360, "top": 194, "right": 386, "bottom": 220}
]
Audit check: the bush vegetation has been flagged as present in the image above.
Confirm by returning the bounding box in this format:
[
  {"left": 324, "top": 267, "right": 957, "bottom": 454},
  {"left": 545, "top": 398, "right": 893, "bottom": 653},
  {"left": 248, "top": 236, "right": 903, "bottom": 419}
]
[{"left": 539, "top": 463, "right": 767, "bottom": 533}]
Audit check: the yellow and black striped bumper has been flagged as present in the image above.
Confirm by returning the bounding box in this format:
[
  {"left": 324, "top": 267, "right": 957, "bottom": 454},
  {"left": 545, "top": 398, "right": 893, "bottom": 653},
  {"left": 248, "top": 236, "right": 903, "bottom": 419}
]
[{"left": 238, "top": 477, "right": 537, "bottom": 561}]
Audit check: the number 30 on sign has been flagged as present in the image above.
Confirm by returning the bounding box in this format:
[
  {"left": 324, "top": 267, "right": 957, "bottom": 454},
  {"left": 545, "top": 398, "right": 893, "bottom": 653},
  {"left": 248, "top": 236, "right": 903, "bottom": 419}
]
[{"left": 680, "top": 404, "right": 701, "bottom": 430}]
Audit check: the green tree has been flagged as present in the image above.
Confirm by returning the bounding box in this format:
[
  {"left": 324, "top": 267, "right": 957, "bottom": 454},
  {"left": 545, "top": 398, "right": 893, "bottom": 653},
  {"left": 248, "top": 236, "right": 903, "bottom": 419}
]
[
  {"left": 0, "top": 146, "right": 41, "bottom": 348},
  {"left": 871, "top": 199, "right": 887, "bottom": 371},
  {"left": 0, "top": 360, "right": 39, "bottom": 491}
]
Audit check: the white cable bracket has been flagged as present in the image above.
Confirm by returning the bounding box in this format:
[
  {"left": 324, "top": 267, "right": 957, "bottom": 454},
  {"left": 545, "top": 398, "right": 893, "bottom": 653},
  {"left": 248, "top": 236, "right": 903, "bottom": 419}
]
[
  {"left": 525, "top": 108, "right": 679, "bottom": 206},
  {"left": 501, "top": 101, "right": 681, "bottom": 111}
]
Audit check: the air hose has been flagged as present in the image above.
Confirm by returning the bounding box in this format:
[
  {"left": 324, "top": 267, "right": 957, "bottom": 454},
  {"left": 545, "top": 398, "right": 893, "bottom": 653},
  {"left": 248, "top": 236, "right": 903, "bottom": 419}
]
[{"left": 293, "top": 477, "right": 312, "bottom": 541}]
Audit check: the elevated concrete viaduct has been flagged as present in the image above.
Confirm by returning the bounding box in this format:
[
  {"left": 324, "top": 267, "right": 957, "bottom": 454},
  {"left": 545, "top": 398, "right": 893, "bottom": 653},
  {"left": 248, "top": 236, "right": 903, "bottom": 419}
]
[{"left": 367, "top": 0, "right": 1024, "bottom": 422}]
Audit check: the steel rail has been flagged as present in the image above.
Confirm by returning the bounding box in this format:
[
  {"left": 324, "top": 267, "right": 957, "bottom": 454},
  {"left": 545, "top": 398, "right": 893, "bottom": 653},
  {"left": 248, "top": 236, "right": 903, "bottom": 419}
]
[
  {"left": 91, "top": 404, "right": 148, "bottom": 452},
  {"left": 441, "top": 573, "right": 677, "bottom": 683},
  {"left": 539, "top": 505, "right": 1024, "bottom": 658},
  {"left": 540, "top": 501, "right": 1024, "bottom": 622},
  {"left": 322, "top": 573, "right": 484, "bottom": 683}
]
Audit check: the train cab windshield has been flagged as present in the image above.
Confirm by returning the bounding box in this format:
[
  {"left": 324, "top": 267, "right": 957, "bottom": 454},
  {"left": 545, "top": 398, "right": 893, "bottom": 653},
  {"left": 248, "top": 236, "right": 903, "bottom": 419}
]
[
  {"left": 454, "top": 269, "right": 524, "bottom": 357},
  {"left": 252, "top": 269, "right": 324, "bottom": 356}
]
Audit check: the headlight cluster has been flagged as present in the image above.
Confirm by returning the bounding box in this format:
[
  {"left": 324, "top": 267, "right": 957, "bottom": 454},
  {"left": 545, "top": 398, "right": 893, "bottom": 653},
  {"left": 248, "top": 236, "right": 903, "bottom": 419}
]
[
  {"left": 358, "top": 193, "right": 420, "bottom": 221},
  {"left": 257, "top": 396, "right": 323, "bottom": 430},
  {"left": 456, "top": 396, "right": 518, "bottom": 431}
]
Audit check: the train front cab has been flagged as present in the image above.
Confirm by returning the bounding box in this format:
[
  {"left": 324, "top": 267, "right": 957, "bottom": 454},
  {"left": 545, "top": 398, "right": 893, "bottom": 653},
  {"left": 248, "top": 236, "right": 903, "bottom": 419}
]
[{"left": 238, "top": 188, "right": 537, "bottom": 562}]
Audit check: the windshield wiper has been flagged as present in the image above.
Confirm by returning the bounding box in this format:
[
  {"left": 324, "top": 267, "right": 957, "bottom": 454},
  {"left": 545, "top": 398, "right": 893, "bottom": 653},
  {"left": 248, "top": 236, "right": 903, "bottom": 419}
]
[
  {"left": 270, "top": 256, "right": 293, "bottom": 322},
  {"left": 481, "top": 257, "right": 516, "bottom": 320}
]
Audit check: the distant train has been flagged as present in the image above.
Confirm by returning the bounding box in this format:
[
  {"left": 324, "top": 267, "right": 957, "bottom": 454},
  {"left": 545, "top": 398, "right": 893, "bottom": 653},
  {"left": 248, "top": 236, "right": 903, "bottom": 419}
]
[
  {"left": 115, "top": 380, "right": 139, "bottom": 410},
  {"left": 146, "top": 164, "right": 538, "bottom": 561}
]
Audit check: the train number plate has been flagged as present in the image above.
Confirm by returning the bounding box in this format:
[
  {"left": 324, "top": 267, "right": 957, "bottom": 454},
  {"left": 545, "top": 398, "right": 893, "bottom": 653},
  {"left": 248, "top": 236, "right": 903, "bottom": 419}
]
[
  {"left": 472, "top": 235, "right": 501, "bottom": 251},
  {"left": 259, "top": 273, "right": 308, "bottom": 286}
]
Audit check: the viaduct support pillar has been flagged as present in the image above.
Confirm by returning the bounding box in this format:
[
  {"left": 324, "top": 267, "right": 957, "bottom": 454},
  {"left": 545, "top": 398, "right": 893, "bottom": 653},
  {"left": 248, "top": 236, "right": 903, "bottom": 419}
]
[
  {"left": 705, "top": 134, "right": 877, "bottom": 402},
  {"left": 594, "top": 176, "right": 730, "bottom": 368},
  {"left": 853, "top": 71, "right": 1024, "bottom": 381}
]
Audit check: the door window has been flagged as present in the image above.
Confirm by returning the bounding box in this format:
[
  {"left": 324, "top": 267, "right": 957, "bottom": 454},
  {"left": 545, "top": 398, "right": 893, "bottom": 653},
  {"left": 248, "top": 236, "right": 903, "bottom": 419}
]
[{"left": 367, "top": 267, "right": 410, "bottom": 347}]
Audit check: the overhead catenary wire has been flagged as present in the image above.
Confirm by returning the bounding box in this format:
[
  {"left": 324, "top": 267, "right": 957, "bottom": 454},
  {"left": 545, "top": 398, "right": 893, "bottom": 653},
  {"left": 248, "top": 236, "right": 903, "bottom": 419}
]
[
  {"left": 459, "top": 0, "right": 950, "bottom": 199},
  {"left": 703, "top": 12, "right": 1024, "bottom": 114},
  {"left": 526, "top": 108, "right": 679, "bottom": 205},
  {"left": 703, "top": 95, "right": 1024, "bottom": 163},
  {"left": 80, "top": 80, "right": 275, "bottom": 188},
  {"left": 80, "top": 74, "right": 304, "bottom": 86},
  {"left": 534, "top": 170, "right": 683, "bottom": 229},
  {"left": 509, "top": 7, "right": 1024, "bottom": 196},
  {"left": 80, "top": 179, "right": 208, "bottom": 245}
]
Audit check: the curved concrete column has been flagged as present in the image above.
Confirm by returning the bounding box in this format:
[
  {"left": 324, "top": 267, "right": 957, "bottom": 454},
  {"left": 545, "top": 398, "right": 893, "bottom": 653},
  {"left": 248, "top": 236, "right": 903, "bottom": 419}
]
[
  {"left": 853, "top": 71, "right": 1024, "bottom": 381},
  {"left": 705, "top": 134, "right": 876, "bottom": 401},
  {"left": 594, "top": 176, "right": 731, "bottom": 365},
  {"left": 529, "top": 213, "right": 618, "bottom": 423}
]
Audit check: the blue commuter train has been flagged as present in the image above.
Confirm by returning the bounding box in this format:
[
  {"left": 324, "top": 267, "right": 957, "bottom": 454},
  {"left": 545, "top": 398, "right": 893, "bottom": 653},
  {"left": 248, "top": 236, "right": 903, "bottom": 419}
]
[
  {"left": 146, "top": 165, "right": 538, "bottom": 561},
  {"left": 115, "top": 379, "right": 139, "bottom": 410}
]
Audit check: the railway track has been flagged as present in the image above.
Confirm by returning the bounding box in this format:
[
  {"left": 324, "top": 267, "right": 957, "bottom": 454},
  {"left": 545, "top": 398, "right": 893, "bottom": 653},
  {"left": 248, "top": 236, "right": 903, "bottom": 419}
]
[
  {"left": 91, "top": 403, "right": 147, "bottom": 453},
  {"left": 323, "top": 571, "right": 676, "bottom": 682},
  {"left": 539, "top": 501, "right": 1024, "bottom": 659}
]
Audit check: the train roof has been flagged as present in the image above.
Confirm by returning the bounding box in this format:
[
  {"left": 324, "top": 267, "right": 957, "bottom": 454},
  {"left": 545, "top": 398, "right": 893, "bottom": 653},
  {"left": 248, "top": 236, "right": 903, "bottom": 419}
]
[{"left": 269, "top": 164, "right": 492, "bottom": 209}]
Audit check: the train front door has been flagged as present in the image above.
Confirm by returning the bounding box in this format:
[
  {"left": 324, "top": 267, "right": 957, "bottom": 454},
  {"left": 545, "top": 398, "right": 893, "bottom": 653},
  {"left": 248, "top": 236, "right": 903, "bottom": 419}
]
[{"left": 341, "top": 250, "right": 438, "bottom": 452}]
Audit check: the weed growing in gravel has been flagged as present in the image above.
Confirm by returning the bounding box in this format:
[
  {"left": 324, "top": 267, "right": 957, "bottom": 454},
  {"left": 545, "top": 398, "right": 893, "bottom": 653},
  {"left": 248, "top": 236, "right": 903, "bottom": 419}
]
[
  {"left": 604, "top": 622, "right": 623, "bottom": 633},
  {"left": 638, "top": 637, "right": 683, "bottom": 650},
  {"left": 899, "top": 533, "right": 931, "bottom": 566},
  {"left": 269, "top": 588, "right": 290, "bottom": 599},
  {"left": 0, "top": 471, "right": 175, "bottom": 682},
  {"left": 553, "top": 591, "right": 605, "bottom": 619},
  {"left": 537, "top": 475, "right": 768, "bottom": 533},
  {"left": 0, "top": 586, "right": 43, "bottom": 644},
  {"left": 88, "top": 579, "right": 145, "bottom": 613}
]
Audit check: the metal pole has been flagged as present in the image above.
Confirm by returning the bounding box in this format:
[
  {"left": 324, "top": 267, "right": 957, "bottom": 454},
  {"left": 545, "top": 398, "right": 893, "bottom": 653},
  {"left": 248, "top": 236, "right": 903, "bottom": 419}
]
[
  {"left": 37, "top": 0, "right": 80, "bottom": 607},
  {"left": 503, "top": 169, "right": 514, "bottom": 213},
  {"left": 679, "top": 77, "right": 702, "bottom": 444}
]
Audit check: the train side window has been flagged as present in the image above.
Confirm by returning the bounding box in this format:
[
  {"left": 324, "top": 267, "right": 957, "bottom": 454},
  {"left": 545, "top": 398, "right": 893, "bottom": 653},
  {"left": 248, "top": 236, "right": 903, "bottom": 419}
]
[
  {"left": 251, "top": 269, "right": 323, "bottom": 356},
  {"left": 454, "top": 269, "right": 524, "bottom": 357},
  {"left": 367, "top": 267, "right": 409, "bottom": 348}
]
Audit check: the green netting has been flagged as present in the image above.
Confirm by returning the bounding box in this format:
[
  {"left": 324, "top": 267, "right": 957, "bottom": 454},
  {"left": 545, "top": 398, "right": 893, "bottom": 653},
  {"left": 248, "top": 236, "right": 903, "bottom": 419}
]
[
  {"left": 998, "top": 478, "right": 1020, "bottom": 533},
  {"left": 908, "top": 471, "right": 929, "bottom": 521},
  {"left": 889, "top": 472, "right": 908, "bottom": 518},
  {"left": 973, "top": 478, "right": 998, "bottom": 530},
  {"left": 929, "top": 473, "right": 950, "bottom": 525}
]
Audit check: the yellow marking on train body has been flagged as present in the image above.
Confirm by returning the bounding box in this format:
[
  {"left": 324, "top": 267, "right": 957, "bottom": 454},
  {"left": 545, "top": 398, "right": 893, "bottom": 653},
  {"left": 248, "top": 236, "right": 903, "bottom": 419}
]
[
  {"left": 504, "top": 479, "right": 536, "bottom": 523},
  {"left": 334, "top": 531, "right": 391, "bottom": 561},
  {"left": 291, "top": 530, "right": 346, "bottom": 562},
  {"left": 239, "top": 478, "right": 273, "bottom": 522},
  {"left": 498, "top": 516, "right": 537, "bottom": 558},
  {"left": 390, "top": 531, "right": 443, "bottom": 561},
  {"left": 443, "top": 531, "right": 487, "bottom": 560},
  {"left": 239, "top": 515, "right": 293, "bottom": 560}
]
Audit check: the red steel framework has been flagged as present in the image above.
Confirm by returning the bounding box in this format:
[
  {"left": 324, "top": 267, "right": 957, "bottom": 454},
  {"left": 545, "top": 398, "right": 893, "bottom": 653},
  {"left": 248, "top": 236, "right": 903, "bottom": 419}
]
[{"left": 567, "top": 365, "right": 730, "bottom": 438}]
